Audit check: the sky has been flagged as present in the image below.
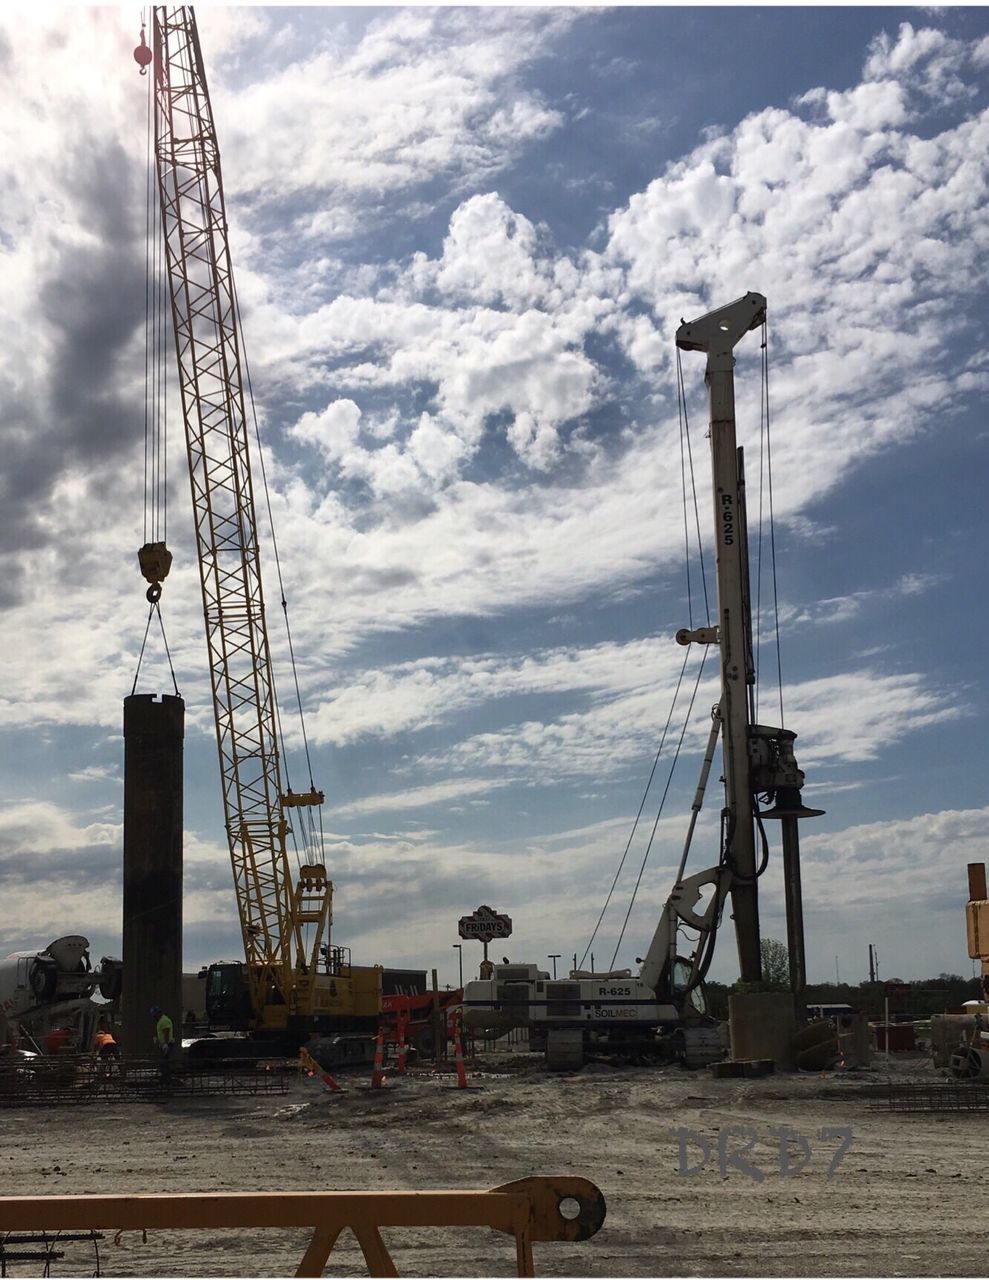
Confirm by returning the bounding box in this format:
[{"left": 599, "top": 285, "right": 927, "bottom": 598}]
[{"left": 1, "top": 4, "right": 988, "bottom": 994}]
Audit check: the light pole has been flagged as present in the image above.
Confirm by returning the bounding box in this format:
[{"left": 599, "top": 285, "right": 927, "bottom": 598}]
[
  {"left": 548, "top": 954, "right": 561, "bottom": 979},
  {"left": 452, "top": 944, "right": 463, "bottom": 988}
]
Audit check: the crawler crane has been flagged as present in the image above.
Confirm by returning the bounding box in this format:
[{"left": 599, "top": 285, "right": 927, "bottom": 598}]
[{"left": 138, "top": 7, "right": 379, "bottom": 1054}]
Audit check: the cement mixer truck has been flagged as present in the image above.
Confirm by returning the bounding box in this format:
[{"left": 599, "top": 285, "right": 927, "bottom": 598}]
[{"left": 0, "top": 936, "right": 121, "bottom": 1052}]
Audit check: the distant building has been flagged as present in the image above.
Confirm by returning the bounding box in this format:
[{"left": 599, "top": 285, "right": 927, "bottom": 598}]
[{"left": 806, "top": 1002, "right": 857, "bottom": 1020}]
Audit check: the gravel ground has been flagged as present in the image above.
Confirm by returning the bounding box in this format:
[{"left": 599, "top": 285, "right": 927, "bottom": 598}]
[{"left": 0, "top": 1052, "right": 983, "bottom": 1278}]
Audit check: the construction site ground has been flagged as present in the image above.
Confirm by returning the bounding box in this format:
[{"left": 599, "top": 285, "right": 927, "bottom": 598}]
[{"left": 1, "top": 1051, "right": 982, "bottom": 1278}]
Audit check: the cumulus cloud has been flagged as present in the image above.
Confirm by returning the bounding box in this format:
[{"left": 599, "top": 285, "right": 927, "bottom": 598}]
[
  {"left": 598, "top": 27, "right": 989, "bottom": 535},
  {"left": 278, "top": 285, "right": 604, "bottom": 481},
  {"left": 204, "top": 8, "right": 576, "bottom": 238},
  {"left": 1, "top": 11, "right": 986, "bottom": 985},
  {"left": 415, "top": 193, "right": 553, "bottom": 309},
  {"left": 862, "top": 22, "right": 975, "bottom": 104},
  {"left": 290, "top": 399, "right": 363, "bottom": 462}
]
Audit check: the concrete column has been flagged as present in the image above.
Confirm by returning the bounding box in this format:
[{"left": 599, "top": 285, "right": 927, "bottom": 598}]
[{"left": 121, "top": 694, "right": 184, "bottom": 1056}]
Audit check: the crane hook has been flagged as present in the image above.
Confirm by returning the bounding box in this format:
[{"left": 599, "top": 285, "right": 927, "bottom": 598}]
[
  {"left": 134, "top": 23, "right": 153, "bottom": 75},
  {"left": 138, "top": 542, "right": 172, "bottom": 604}
]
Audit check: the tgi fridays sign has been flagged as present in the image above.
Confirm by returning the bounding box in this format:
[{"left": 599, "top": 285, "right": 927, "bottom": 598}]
[{"left": 459, "top": 905, "right": 512, "bottom": 943}]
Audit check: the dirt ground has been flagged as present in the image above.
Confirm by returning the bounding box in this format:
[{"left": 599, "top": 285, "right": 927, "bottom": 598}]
[{"left": 1, "top": 1051, "right": 984, "bottom": 1278}]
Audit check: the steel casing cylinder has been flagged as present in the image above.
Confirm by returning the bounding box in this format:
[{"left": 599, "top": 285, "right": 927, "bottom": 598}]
[{"left": 121, "top": 694, "right": 184, "bottom": 1056}]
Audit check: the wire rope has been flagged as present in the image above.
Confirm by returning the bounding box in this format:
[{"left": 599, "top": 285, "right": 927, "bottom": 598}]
[
  {"left": 580, "top": 345, "right": 716, "bottom": 969},
  {"left": 131, "top": 603, "right": 180, "bottom": 697},
  {"left": 608, "top": 645, "right": 709, "bottom": 969},
  {"left": 677, "top": 357, "right": 694, "bottom": 630},
  {"left": 233, "top": 282, "right": 323, "bottom": 868},
  {"left": 142, "top": 55, "right": 153, "bottom": 546},
  {"left": 579, "top": 645, "right": 692, "bottom": 971},
  {"left": 755, "top": 329, "right": 766, "bottom": 722},
  {"left": 761, "top": 320, "right": 785, "bottom": 728},
  {"left": 135, "top": 31, "right": 177, "bottom": 704},
  {"left": 677, "top": 346, "right": 712, "bottom": 625}
]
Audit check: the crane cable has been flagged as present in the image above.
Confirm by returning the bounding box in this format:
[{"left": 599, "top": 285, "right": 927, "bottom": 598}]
[
  {"left": 608, "top": 645, "right": 710, "bottom": 970},
  {"left": 578, "top": 646, "right": 692, "bottom": 972},
  {"left": 579, "top": 347, "right": 712, "bottom": 970},
  {"left": 677, "top": 344, "right": 712, "bottom": 629},
  {"left": 131, "top": 602, "right": 179, "bottom": 697},
  {"left": 142, "top": 29, "right": 167, "bottom": 556},
  {"left": 754, "top": 318, "right": 784, "bottom": 728},
  {"left": 234, "top": 282, "right": 324, "bottom": 870},
  {"left": 132, "top": 25, "right": 178, "bottom": 699}
]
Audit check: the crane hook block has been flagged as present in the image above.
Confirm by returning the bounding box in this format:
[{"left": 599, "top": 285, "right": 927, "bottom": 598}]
[
  {"left": 134, "top": 26, "right": 153, "bottom": 75},
  {"left": 138, "top": 542, "right": 172, "bottom": 599}
]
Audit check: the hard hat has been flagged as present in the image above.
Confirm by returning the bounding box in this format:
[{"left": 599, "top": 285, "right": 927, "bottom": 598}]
[{"left": 150, "top": 1005, "right": 162, "bottom": 1017}]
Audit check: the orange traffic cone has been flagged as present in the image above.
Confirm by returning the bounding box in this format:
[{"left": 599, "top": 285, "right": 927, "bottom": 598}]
[
  {"left": 453, "top": 1025, "right": 467, "bottom": 1089},
  {"left": 396, "top": 1013, "right": 408, "bottom": 1075},
  {"left": 300, "top": 1047, "right": 344, "bottom": 1093},
  {"left": 371, "top": 1030, "right": 387, "bottom": 1089}
]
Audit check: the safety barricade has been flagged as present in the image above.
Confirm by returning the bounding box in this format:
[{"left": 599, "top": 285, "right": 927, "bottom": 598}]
[{"left": 0, "top": 1178, "right": 606, "bottom": 1277}]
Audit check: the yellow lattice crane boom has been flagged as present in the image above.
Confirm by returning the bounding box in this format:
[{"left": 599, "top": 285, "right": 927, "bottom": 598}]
[{"left": 147, "top": 5, "right": 379, "bottom": 1039}]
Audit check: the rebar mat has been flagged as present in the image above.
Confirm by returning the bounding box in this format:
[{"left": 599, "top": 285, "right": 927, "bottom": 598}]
[
  {"left": 0, "top": 1057, "right": 287, "bottom": 1108},
  {"left": 881, "top": 1082, "right": 989, "bottom": 1111}
]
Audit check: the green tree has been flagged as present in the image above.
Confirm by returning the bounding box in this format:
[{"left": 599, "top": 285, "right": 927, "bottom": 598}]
[{"left": 760, "top": 937, "right": 791, "bottom": 990}]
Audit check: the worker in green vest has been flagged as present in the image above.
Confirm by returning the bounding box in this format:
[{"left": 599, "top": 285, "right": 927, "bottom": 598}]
[{"left": 150, "top": 1005, "right": 174, "bottom": 1084}]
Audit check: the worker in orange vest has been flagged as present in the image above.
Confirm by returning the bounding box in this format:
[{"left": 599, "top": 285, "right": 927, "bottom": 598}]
[{"left": 93, "top": 1029, "right": 120, "bottom": 1060}]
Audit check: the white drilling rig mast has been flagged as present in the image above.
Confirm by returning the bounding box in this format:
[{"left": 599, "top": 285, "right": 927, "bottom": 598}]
[{"left": 674, "top": 293, "right": 767, "bottom": 982}]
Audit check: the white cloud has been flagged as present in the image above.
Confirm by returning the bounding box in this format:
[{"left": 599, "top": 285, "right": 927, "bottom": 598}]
[
  {"left": 777, "top": 571, "right": 945, "bottom": 629},
  {"left": 795, "top": 806, "right": 989, "bottom": 977},
  {"left": 863, "top": 22, "right": 973, "bottom": 103},
  {"left": 0, "top": 11, "right": 985, "bottom": 990},
  {"left": 203, "top": 8, "right": 577, "bottom": 239},
  {"left": 289, "top": 399, "right": 362, "bottom": 462},
  {"left": 419, "top": 662, "right": 956, "bottom": 781},
  {"left": 601, "top": 40, "right": 989, "bottom": 532},
  {"left": 420, "top": 193, "right": 552, "bottom": 309},
  {"left": 329, "top": 776, "right": 513, "bottom": 819},
  {"left": 308, "top": 637, "right": 678, "bottom": 747}
]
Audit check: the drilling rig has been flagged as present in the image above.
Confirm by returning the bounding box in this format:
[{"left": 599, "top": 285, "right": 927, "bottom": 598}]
[
  {"left": 140, "top": 7, "right": 380, "bottom": 1055},
  {"left": 465, "top": 294, "right": 824, "bottom": 1069}
]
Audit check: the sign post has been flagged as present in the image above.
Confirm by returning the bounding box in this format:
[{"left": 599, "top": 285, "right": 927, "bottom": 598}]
[{"left": 459, "top": 906, "right": 512, "bottom": 978}]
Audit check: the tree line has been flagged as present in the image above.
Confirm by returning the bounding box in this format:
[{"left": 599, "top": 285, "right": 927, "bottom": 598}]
[{"left": 701, "top": 939, "right": 980, "bottom": 1020}]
